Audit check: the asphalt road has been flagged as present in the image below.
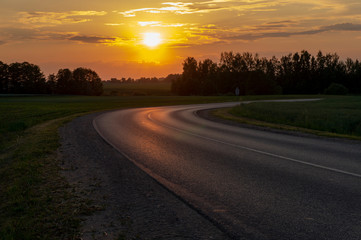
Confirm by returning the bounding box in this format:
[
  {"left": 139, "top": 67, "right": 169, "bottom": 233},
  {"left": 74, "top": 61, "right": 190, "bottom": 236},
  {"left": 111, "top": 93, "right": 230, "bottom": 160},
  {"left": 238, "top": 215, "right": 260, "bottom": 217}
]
[{"left": 93, "top": 102, "right": 361, "bottom": 240}]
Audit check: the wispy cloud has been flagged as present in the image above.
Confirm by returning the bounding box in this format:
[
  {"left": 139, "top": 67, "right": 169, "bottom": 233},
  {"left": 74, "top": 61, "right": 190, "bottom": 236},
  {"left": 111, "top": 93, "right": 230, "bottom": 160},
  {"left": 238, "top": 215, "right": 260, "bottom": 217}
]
[
  {"left": 105, "top": 23, "right": 125, "bottom": 26},
  {"left": 18, "top": 11, "right": 107, "bottom": 27},
  {"left": 69, "top": 35, "right": 117, "bottom": 44},
  {"left": 138, "top": 21, "right": 162, "bottom": 27},
  {"left": 138, "top": 21, "right": 188, "bottom": 27},
  {"left": 322, "top": 23, "right": 361, "bottom": 31},
  {"left": 253, "top": 20, "right": 298, "bottom": 30},
  {"left": 0, "top": 27, "right": 125, "bottom": 46},
  {"left": 159, "top": 21, "right": 361, "bottom": 48},
  {"left": 225, "top": 23, "right": 361, "bottom": 41},
  {"left": 118, "top": 0, "right": 284, "bottom": 17},
  {"left": 120, "top": 8, "right": 160, "bottom": 17}
]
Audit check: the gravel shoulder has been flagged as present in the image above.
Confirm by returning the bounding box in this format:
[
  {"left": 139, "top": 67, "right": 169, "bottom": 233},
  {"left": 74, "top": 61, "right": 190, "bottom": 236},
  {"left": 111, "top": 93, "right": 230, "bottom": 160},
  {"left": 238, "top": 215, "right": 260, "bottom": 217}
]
[{"left": 58, "top": 112, "right": 230, "bottom": 240}]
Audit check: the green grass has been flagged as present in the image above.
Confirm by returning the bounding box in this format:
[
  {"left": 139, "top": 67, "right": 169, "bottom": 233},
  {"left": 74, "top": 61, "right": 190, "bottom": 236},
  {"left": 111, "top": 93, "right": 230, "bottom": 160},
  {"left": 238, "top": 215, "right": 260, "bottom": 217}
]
[
  {"left": 0, "top": 116, "right": 88, "bottom": 239},
  {"left": 229, "top": 96, "right": 361, "bottom": 139},
  {"left": 0, "top": 95, "right": 239, "bottom": 239},
  {"left": 102, "top": 82, "right": 172, "bottom": 96}
]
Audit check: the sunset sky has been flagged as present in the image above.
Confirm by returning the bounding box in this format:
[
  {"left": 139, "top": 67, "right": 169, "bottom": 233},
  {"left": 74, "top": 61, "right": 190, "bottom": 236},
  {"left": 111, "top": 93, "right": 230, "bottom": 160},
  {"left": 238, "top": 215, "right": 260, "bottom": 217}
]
[{"left": 1, "top": 0, "right": 361, "bottom": 79}]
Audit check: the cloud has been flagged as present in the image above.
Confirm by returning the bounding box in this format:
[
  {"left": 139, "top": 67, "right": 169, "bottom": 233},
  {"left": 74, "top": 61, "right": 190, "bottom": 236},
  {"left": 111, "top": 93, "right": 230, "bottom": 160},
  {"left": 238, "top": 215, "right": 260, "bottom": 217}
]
[
  {"left": 69, "top": 35, "right": 117, "bottom": 44},
  {"left": 105, "top": 23, "right": 125, "bottom": 26},
  {"left": 118, "top": 0, "right": 284, "bottom": 17},
  {"left": 0, "top": 27, "right": 42, "bottom": 41},
  {"left": 322, "top": 23, "right": 361, "bottom": 31},
  {"left": 166, "top": 40, "right": 226, "bottom": 49},
  {"left": 138, "top": 21, "right": 162, "bottom": 27},
  {"left": 18, "top": 11, "right": 107, "bottom": 27},
  {"left": 119, "top": 8, "right": 160, "bottom": 17},
  {"left": 226, "top": 23, "right": 361, "bottom": 41},
  {"left": 253, "top": 20, "right": 298, "bottom": 31},
  {"left": 267, "top": 20, "right": 297, "bottom": 25},
  {"left": 0, "top": 27, "right": 123, "bottom": 46},
  {"left": 138, "top": 21, "right": 188, "bottom": 27}
]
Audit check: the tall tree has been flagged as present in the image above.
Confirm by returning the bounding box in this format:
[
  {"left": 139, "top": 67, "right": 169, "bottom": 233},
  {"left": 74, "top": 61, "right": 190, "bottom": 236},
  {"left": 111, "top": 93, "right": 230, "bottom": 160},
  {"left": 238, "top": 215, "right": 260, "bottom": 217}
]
[
  {"left": 55, "top": 68, "right": 73, "bottom": 94},
  {"left": 73, "top": 67, "right": 103, "bottom": 96},
  {"left": 173, "top": 57, "right": 199, "bottom": 95},
  {"left": 46, "top": 74, "right": 57, "bottom": 94},
  {"left": 198, "top": 59, "right": 218, "bottom": 95},
  {"left": 8, "top": 62, "right": 46, "bottom": 94},
  {"left": 0, "top": 61, "right": 9, "bottom": 93}
]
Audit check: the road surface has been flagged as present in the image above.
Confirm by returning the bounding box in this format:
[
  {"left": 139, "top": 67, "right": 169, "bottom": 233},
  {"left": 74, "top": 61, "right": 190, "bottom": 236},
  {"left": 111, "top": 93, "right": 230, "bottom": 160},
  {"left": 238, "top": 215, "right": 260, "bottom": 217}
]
[{"left": 93, "top": 101, "right": 361, "bottom": 240}]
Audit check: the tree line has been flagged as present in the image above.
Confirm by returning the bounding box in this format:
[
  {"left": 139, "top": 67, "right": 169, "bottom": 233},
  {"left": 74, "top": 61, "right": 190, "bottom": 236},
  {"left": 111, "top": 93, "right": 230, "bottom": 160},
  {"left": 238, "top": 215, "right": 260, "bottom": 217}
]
[
  {"left": 171, "top": 50, "right": 361, "bottom": 95},
  {"left": 0, "top": 61, "right": 103, "bottom": 95},
  {"left": 105, "top": 74, "right": 181, "bottom": 84}
]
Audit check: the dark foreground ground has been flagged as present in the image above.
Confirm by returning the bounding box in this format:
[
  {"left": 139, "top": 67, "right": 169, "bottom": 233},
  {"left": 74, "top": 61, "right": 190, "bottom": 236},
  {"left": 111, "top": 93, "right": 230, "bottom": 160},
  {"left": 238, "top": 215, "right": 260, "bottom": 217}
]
[{"left": 59, "top": 112, "right": 229, "bottom": 239}]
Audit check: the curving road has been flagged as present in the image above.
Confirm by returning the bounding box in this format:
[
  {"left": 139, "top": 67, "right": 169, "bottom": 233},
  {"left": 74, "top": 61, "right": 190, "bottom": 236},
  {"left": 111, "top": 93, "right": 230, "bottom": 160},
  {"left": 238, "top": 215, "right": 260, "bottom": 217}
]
[{"left": 93, "top": 101, "right": 361, "bottom": 240}]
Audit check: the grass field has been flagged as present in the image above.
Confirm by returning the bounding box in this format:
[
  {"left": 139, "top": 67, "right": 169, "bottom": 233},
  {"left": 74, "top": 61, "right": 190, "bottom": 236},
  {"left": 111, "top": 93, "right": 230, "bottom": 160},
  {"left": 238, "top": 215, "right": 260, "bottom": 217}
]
[
  {"left": 102, "top": 82, "right": 172, "bottom": 96},
  {"left": 1, "top": 94, "right": 360, "bottom": 239},
  {"left": 229, "top": 96, "right": 361, "bottom": 139}
]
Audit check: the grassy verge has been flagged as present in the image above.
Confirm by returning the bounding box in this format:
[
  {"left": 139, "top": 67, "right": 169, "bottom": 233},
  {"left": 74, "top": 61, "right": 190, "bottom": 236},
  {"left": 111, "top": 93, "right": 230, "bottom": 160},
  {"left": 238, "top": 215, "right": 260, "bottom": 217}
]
[
  {"left": 0, "top": 95, "right": 239, "bottom": 239},
  {"left": 0, "top": 115, "right": 92, "bottom": 239},
  {"left": 221, "top": 95, "right": 361, "bottom": 140}
]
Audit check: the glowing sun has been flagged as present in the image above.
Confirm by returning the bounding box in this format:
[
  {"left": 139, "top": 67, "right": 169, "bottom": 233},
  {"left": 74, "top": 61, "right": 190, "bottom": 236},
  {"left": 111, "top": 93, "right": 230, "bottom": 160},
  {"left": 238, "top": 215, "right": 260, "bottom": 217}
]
[{"left": 142, "top": 32, "right": 162, "bottom": 47}]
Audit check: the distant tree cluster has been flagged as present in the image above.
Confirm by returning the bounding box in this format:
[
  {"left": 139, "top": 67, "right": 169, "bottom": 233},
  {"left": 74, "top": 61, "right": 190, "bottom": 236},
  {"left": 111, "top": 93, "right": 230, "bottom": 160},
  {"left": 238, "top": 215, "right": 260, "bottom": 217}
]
[
  {"left": 172, "top": 51, "right": 361, "bottom": 95},
  {"left": 105, "top": 74, "right": 181, "bottom": 84},
  {"left": 163, "top": 74, "right": 181, "bottom": 83},
  {"left": 0, "top": 61, "right": 103, "bottom": 95},
  {"left": 0, "top": 61, "right": 48, "bottom": 94},
  {"left": 49, "top": 68, "right": 103, "bottom": 95}
]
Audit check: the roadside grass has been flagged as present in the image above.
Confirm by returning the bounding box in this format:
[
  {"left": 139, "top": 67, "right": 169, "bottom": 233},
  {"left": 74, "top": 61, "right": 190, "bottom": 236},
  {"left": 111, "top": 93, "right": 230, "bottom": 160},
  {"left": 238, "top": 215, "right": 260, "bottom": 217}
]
[
  {"left": 0, "top": 116, "right": 89, "bottom": 239},
  {"left": 226, "top": 95, "right": 361, "bottom": 140},
  {"left": 0, "top": 95, "right": 239, "bottom": 239},
  {"left": 102, "top": 82, "right": 172, "bottom": 96}
]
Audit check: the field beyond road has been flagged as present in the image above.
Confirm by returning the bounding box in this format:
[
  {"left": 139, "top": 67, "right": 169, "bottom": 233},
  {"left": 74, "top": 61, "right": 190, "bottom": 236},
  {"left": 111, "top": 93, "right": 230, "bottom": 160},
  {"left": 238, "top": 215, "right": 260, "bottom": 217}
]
[
  {"left": 228, "top": 96, "right": 361, "bottom": 140},
  {"left": 1, "top": 94, "right": 360, "bottom": 239},
  {"left": 102, "top": 82, "right": 172, "bottom": 96}
]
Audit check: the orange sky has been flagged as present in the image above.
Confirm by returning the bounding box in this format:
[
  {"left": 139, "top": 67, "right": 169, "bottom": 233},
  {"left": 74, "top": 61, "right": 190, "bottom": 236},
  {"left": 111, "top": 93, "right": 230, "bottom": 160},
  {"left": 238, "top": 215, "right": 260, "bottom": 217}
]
[{"left": 1, "top": 0, "right": 361, "bottom": 79}]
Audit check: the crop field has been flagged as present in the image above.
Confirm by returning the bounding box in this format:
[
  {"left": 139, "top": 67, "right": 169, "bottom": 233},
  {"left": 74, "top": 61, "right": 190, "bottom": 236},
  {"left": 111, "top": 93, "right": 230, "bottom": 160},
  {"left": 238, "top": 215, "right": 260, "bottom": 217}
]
[
  {"left": 102, "top": 82, "right": 172, "bottom": 96},
  {"left": 229, "top": 96, "right": 361, "bottom": 139}
]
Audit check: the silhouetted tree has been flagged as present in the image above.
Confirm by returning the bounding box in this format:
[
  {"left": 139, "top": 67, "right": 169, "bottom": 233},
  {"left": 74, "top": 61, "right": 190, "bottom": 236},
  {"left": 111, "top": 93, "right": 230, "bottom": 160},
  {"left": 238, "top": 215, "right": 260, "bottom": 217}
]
[
  {"left": 8, "top": 62, "right": 46, "bottom": 94},
  {"left": 74, "top": 67, "right": 103, "bottom": 95},
  {"left": 172, "top": 50, "right": 361, "bottom": 96},
  {"left": 55, "top": 68, "right": 73, "bottom": 94},
  {"left": 198, "top": 59, "right": 218, "bottom": 95},
  {"left": 0, "top": 61, "right": 9, "bottom": 93},
  {"left": 0, "top": 61, "right": 104, "bottom": 95},
  {"left": 345, "top": 58, "right": 361, "bottom": 93},
  {"left": 219, "top": 52, "right": 247, "bottom": 94},
  {"left": 324, "top": 83, "right": 349, "bottom": 95},
  {"left": 46, "top": 74, "right": 57, "bottom": 94},
  {"left": 172, "top": 57, "right": 200, "bottom": 95},
  {"left": 164, "top": 74, "right": 181, "bottom": 83}
]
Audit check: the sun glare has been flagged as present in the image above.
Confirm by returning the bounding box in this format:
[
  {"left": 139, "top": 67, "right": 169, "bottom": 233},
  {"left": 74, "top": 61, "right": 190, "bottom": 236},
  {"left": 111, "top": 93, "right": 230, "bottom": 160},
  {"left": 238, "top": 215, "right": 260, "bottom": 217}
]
[{"left": 143, "top": 32, "right": 162, "bottom": 47}]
